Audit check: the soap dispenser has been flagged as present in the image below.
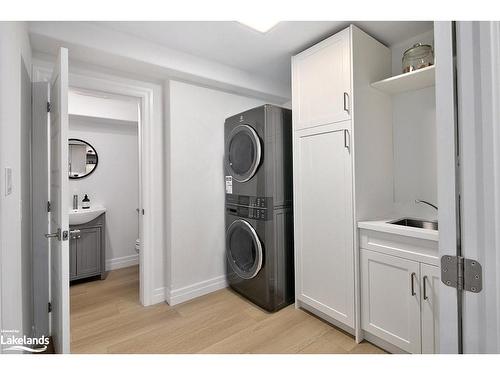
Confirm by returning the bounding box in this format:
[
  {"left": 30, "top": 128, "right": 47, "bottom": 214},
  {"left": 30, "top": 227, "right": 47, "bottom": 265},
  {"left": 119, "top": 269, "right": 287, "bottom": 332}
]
[{"left": 82, "top": 194, "right": 91, "bottom": 209}]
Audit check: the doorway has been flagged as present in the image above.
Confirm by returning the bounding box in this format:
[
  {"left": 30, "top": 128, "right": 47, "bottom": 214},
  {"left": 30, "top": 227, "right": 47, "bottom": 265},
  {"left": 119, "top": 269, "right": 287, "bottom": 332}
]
[
  {"left": 67, "top": 89, "right": 142, "bottom": 352},
  {"left": 31, "top": 56, "right": 161, "bottom": 353}
]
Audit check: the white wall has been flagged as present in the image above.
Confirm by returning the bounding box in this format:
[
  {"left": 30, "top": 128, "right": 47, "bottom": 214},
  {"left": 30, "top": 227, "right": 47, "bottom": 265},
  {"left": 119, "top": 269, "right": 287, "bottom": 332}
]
[
  {"left": 167, "top": 80, "right": 270, "bottom": 304},
  {"left": 69, "top": 89, "right": 138, "bottom": 123},
  {"left": 69, "top": 115, "right": 139, "bottom": 270},
  {"left": 28, "top": 22, "right": 289, "bottom": 103},
  {"left": 0, "top": 21, "right": 32, "bottom": 345},
  {"left": 390, "top": 30, "right": 438, "bottom": 220}
]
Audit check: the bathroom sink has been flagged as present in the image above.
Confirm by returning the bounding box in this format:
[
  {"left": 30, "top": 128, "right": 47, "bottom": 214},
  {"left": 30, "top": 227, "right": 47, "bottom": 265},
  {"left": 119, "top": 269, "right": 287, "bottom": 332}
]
[
  {"left": 69, "top": 206, "right": 106, "bottom": 225},
  {"left": 389, "top": 218, "right": 438, "bottom": 230}
]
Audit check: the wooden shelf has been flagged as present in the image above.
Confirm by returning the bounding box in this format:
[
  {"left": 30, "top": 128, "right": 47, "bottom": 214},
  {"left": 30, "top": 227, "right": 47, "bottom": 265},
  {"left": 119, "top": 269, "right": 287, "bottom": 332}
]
[{"left": 371, "top": 65, "right": 435, "bottom": 95}]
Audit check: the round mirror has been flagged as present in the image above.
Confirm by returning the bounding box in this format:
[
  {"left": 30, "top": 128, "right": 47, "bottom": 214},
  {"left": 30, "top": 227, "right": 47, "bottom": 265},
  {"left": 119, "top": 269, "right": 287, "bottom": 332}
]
[{"left": 68, "top": 139, "right": 98, "bottom": 179}]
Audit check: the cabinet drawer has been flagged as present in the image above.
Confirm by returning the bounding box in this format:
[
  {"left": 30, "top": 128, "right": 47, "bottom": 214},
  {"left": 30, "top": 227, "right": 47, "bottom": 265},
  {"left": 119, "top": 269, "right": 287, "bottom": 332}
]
[{"left": 359, "top": 229, "right": 438, "bottom": 266}]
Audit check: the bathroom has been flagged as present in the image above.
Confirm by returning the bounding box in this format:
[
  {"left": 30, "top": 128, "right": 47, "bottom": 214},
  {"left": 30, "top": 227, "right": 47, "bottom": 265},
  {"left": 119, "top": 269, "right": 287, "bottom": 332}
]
[{"left": 68, "top": 88, "right": 141, "bottom": 287}]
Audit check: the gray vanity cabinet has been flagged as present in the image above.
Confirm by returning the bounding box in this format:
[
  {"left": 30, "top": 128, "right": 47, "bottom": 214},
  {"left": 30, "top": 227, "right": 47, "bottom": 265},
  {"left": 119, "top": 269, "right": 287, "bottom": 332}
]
[
  {"left": 69, "top": 213, "right": 106, "bottom": 281},
  {"left": 69, "top": 239, "right": 77, "bottom": 279}
]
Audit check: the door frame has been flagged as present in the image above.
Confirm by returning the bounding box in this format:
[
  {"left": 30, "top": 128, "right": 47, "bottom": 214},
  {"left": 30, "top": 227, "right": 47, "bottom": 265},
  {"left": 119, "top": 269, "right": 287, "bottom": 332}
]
[
  {"left": 434, "top": 21, "right": 460, "bottom": 354},
  {"left": 32, "top": 62, "right": 163, "bottom": 307}
]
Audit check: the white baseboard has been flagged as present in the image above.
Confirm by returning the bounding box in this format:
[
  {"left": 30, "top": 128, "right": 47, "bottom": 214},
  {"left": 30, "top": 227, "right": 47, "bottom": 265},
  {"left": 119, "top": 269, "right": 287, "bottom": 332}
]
[
  {"left": 168, "top": 275, "right": 228, "bottom": 306},
  {"left": 151, "top": 287, "right": 167, "bottom": 305},
  {"left": 105, "top": 254, "right": 139, "bottom": 271}
]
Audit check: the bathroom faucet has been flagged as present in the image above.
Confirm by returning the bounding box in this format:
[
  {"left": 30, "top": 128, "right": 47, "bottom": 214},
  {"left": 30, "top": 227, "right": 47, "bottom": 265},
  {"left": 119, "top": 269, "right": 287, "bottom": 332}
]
[
  {"left": 73, "top": 195, "right": 78, "bottom": 210},
  {"left": 415, "top": 199, "right": 438, "bottom": 211}
]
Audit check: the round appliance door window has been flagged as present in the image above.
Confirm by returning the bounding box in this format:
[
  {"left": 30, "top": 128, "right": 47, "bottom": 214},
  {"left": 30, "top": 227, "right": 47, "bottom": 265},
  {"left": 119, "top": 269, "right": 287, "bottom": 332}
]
[
  {"left": 225, "top": 125, "right": 262, "bottom": 182},
  {"left": 226, "top": 219, "right": 263, "bottom": 279}
]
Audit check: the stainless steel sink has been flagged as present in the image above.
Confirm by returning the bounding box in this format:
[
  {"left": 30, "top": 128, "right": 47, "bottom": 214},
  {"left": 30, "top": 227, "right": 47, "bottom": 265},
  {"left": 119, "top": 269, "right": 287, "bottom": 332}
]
[{"left": 390, "top": 218, "right": 438, "bottom": 230}]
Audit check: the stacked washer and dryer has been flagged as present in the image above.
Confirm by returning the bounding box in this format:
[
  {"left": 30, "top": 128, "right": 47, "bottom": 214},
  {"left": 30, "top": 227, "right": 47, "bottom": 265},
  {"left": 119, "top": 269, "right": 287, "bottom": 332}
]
[{"left": 224, "top": 104, "right": 294, "bottom": 312}]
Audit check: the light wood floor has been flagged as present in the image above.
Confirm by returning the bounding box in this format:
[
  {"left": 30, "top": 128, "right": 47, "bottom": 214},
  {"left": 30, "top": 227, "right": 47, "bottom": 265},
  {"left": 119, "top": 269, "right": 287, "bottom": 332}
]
[{"left": 70, "top": 266, "right": 385, "bottom": 354}]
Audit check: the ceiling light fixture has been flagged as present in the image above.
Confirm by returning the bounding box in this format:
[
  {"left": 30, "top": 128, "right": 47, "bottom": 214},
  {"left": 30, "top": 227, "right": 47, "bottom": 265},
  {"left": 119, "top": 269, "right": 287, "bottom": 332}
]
[{"left": 238, "top": 20, "right": 279, "bottom": 33}]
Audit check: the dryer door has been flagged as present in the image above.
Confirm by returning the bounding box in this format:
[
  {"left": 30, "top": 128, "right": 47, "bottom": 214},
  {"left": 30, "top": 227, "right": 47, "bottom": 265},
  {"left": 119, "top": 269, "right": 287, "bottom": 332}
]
[
  {"left": 225, "top": 124, "right": 262, "bottom": 182},
  {"left": 226, "top": 219, "right": 263, "bottom": 279}
]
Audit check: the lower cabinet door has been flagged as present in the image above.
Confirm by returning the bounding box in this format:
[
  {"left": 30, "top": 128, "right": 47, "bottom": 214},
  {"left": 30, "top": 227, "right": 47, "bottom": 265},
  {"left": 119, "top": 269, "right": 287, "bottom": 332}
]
[
  {"left": 294, "top": 124, "right": 355, "bottom": 327},
  {"left": 361, "top": 249, "right": 421, "bottom": 353},
  {"left": 69, "top": 237, "right": 77, "bottom": 279},
  {"left": 76, "top": 227, "right": 101, "bottom": 276},
  {"left": 421, "top": 263, "right": 440, "bottom": 354}
]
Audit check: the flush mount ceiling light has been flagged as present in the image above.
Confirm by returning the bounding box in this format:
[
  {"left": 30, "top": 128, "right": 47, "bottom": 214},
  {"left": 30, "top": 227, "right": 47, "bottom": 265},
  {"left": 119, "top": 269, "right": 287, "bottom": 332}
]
[{"left": 238, "top": 20, "right": 280, "bottom": 33}]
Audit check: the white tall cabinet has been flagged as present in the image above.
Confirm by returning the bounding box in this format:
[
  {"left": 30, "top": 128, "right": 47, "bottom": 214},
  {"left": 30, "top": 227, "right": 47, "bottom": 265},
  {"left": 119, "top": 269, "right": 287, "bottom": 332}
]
[
  {"left": 292, "top": 25, "right": 394, "bottom": 334},
  {"left": 294, "top": 123, "right": 354, "bottom": 327}
]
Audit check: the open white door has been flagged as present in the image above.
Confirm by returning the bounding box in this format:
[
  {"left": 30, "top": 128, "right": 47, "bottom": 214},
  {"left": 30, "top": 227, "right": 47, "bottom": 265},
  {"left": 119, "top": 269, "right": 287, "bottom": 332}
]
[
  {"left": 455, "top": 21, "right": 500, "bottom": 354},
  {"left": 47, "top": 47, "right": 70, "bottom": 353},
  {"left": 437, "top": 21, "right": 500, "bottom": 354}
]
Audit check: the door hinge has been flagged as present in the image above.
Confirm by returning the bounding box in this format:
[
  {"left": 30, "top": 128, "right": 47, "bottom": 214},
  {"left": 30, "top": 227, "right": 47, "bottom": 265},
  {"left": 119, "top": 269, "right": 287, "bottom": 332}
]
[
  {"left": 441, "top": 255, "right": 483, "bottom": 293},
  {"left": 48, "top": 302, "right": 52, "bottom": 313},
  {"left": 47, "top": 102, "right": 51, "bottom": 113},
  {"left": 47, "top": 201, "right": 51, "bottom": 212}
]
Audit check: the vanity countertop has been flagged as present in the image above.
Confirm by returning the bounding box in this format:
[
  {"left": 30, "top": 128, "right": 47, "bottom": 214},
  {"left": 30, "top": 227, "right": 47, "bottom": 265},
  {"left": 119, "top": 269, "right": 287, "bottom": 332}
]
[
  {"left": 358, "top": 219, "right": 439, "bottom": 242},
  {"left": 69, "top": 206, "right": 106, "bottom": 225}
]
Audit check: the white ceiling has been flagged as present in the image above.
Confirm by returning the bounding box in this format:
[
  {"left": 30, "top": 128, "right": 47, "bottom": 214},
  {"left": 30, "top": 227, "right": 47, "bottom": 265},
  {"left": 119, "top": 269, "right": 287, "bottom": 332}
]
[{"left": 93, "top": 21, "right": 433, "bottom": 87}]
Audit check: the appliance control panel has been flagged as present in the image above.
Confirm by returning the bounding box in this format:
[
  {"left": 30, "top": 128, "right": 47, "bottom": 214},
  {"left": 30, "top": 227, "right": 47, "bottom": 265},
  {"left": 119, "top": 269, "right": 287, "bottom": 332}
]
[
  {"left": 225, "top": 194, "right": 272, "bottom": 209},
  {"left": 226, "top": 205, "right": 270, "bottom": 221}
]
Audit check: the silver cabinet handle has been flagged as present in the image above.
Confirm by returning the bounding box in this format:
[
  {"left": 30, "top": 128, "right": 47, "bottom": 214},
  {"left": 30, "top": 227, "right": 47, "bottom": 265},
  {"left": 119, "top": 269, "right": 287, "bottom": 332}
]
[
  {"left": 423, "top": 276, "right": 429, "bottom": 300},
  {"left": 410, "top": 272, "right": 416, "bottom": 296},
  {"left": 344, "top": 129, "right": 350, "bottom": 151},
  {"left": 343, "top": 92, "right": 349, "bottom": 113},
  {"left": 69, "top": 229, "right": 81, "bottom": 240}
]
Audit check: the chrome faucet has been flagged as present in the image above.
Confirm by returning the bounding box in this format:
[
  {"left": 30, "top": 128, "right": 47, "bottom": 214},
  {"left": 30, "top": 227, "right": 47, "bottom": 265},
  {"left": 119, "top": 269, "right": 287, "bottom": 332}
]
[
  {"left": 73, "top": 194, "right": 79, "bottom": 210},
  {"left": 415, "top": 199, "right": 438, "bottom": 211}
]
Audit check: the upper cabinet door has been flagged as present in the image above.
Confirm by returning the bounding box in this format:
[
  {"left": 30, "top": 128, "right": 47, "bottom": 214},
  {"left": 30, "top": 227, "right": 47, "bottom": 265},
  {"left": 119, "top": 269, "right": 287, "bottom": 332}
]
[{"left": 292, "top": 27, "right": 351, "bottom": 131}]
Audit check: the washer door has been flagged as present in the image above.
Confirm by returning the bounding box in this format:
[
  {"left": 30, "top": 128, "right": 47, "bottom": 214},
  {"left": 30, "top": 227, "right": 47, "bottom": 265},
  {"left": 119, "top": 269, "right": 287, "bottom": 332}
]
[
  {"left": 226, "top": 219, "right": 263, "bottom": 279},
  {"left": 225, "top": 124, "right": 262, "bottom": 182}
]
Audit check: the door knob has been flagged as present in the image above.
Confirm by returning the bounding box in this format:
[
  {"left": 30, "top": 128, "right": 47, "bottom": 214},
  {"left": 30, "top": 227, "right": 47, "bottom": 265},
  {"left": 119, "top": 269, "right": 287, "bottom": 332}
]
[
  {"left": 44, "top": 228, "right": 68, "bottom": 241},
  {"left": 45, "top": 228, "right": 61, "bottom": 240}
]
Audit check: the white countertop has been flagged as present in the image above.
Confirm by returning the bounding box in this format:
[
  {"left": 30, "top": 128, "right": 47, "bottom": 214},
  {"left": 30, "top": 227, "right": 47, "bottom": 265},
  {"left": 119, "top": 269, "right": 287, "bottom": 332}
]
[{"left": 358, "top": 219, "right": 439, "bottom": 242}]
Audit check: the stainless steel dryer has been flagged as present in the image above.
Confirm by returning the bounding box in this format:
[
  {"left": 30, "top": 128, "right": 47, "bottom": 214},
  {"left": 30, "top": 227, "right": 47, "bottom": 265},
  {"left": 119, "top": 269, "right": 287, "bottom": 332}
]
[
  {"left": 224, "top": 105, "right": 293, "bottom": 208},
  {"left": 225, "top": 202, "right": 294, "bottom": 312}
]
